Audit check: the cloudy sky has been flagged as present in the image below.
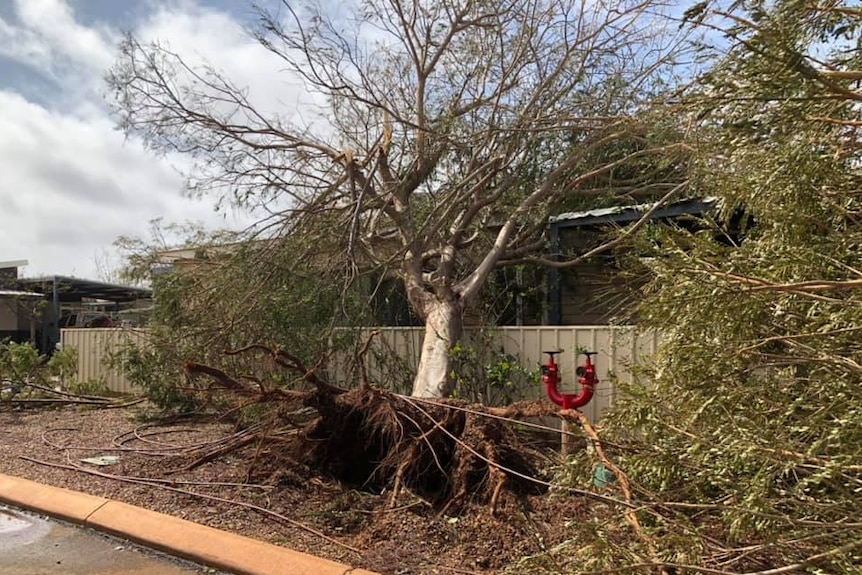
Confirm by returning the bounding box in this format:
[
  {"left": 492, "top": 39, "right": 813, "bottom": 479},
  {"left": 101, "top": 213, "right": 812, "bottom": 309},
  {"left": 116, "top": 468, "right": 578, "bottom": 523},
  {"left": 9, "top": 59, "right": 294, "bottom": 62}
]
[{"left": 0, "top": 0, "right": 306, "bottom": 281}]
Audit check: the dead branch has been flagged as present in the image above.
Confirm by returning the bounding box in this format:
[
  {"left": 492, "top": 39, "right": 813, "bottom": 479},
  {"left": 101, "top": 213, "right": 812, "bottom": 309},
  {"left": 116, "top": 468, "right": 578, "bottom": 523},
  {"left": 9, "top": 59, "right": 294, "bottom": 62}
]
[
  {"left": 183, "top": 359, "right": 310, "bottom": 403},
  {"left": 0, "top": 381, "right": 143, "bottom": 409},
  {"left": 184, "top": 360, "right": 248, "bottom": 391},
  {"left": 357, "top": 330, "right": 381, "bottom": 389},
  {"left": 3, "top": 397, "right": 111, "bottom": 406},
  {"left": 8, "top": 380, "right": 113, "bottom": 402},
  {"left": 223, "top": 344, "right": 346, "bottom": 395}
]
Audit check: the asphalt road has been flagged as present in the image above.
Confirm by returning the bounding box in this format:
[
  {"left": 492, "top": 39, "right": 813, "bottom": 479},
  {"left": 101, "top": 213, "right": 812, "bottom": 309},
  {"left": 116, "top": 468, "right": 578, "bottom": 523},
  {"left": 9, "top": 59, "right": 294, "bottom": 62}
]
[{"left": 0, "top": 505, "right": 224, "bottom": 575}]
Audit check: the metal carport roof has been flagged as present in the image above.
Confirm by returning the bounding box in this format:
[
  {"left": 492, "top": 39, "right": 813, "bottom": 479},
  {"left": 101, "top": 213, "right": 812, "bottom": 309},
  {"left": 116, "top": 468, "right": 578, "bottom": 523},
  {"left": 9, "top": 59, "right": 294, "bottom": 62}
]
[{"left": 17, "top": 276, "right": 152, "bottom": 302}]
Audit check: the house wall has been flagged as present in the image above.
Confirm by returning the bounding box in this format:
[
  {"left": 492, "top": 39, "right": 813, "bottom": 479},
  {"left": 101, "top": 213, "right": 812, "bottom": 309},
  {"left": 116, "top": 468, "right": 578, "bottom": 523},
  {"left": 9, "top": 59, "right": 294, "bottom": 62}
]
[
  {"left": 552, "top": 227, "right": 636, "bottom": 325},
  {"left": 0, "top": 296, "right": 40, "bottom": 344},
  {"left": 0, "top": 297, "right": 17, "bottom": 331}
]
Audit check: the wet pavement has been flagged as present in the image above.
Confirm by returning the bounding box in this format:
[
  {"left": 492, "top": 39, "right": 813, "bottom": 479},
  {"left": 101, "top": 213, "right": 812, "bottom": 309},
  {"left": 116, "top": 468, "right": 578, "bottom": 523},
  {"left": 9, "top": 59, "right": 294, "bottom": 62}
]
[{"left": 0, "top": 505, "right": 223, "bottom": 575}]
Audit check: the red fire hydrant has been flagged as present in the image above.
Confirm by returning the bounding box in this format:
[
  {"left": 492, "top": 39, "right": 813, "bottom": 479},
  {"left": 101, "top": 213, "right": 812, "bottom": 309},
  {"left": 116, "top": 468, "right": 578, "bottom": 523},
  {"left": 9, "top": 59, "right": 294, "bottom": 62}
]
[{"left": 541, "top": 350, "right": 597, "bottom": 410}]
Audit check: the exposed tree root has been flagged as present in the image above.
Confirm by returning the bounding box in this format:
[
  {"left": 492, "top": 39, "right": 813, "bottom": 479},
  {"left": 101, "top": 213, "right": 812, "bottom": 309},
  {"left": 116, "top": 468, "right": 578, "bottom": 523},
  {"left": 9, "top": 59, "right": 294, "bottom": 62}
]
[{"left": 182, "top": 346, "right": 556, "bottom": 512}]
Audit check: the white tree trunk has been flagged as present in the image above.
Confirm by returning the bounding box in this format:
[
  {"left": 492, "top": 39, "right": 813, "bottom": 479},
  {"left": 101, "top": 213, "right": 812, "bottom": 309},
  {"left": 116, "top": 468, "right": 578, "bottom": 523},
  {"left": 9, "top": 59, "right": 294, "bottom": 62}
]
[{"left": 411, "top": 298, "right": 462, "bottom": 398}]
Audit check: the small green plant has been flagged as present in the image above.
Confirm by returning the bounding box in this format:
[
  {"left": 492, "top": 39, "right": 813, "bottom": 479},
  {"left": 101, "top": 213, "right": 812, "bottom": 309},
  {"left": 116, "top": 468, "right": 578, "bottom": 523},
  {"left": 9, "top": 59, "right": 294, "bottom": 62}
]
[
  {"left": 0, "top": 341, "right": 41, "bottom": 400},
  {"left": 107, "top": 340, "right": 200, "bottom": 412},
  {"left": 448, "top": 335, "right": 538, "bottom": 405},
  {"left": 67, "top": 377, "right": 110, "bottom": 397},
  {"left": 47, "top": 345, "right": 78, "bottom": 384}
]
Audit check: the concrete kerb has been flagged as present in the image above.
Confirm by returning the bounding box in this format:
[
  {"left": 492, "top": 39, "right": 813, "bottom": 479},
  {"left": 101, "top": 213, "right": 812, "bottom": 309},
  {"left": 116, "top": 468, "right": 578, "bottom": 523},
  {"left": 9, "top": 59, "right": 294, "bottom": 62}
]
[
  {"left": 0, "top": 474, "right": 380, "bottom": 575},
  {"left": 0, "top": 474, "right": 109, "bottom": 524}
]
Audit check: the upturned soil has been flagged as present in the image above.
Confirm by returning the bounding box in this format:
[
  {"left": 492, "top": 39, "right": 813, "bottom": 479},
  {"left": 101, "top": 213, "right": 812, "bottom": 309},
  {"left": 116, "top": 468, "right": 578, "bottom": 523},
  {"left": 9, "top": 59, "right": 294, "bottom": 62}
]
[{"left": 0, "top": 405, "right": 586, "bottom": 575}]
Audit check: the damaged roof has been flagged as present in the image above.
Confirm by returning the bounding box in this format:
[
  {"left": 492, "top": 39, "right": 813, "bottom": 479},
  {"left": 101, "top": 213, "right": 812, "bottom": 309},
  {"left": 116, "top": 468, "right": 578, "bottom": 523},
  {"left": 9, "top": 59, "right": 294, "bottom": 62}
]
[{"left": 550, "top": 197, "right": 719, "bottom": 228}]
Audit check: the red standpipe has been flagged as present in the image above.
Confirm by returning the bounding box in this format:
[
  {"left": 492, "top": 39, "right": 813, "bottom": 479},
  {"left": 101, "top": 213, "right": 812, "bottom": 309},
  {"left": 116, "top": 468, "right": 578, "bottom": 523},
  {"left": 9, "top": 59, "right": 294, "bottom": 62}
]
[{"left": 541, "top": 350, "right": 597, "bottom": 409}]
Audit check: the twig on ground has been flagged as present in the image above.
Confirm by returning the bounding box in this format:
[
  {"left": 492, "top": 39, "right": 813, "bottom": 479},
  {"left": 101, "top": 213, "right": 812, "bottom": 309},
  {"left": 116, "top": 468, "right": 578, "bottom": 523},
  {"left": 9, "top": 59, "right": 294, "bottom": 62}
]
[
  {"left": 20, "top": 456, "right": 361, "bottom": 555},
  {"left": 4, "top": 397, "right": 110, "bottom": 406}
]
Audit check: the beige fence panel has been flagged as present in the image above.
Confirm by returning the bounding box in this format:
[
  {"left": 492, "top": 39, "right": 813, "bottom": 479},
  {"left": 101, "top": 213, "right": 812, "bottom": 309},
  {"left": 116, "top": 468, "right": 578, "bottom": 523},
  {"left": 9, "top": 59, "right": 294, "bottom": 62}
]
[
  {"left": 492, "top": 326, "right": 660, "bottom": 422},
  {"left": 335, "top": 326, "right": 660, "bottom": 422},
  {"left": 63, "top": 326, "right": 660, "bottom": 416},
  {"left": 341, "top": 328, "right": 425, "bottom": 394},
  {"left": 60, "top": 328, "right": 148, "bottom": 394}
]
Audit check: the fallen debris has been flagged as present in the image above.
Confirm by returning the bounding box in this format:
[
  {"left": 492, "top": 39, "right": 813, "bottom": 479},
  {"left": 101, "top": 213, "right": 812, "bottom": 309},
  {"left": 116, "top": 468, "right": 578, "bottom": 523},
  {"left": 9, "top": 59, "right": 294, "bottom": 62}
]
[
  {"left": 80, "top": 455, "right": 121, "bottom": 466},
  {"left": 181, "top": 344, "right": 570, "bottom": 513}
]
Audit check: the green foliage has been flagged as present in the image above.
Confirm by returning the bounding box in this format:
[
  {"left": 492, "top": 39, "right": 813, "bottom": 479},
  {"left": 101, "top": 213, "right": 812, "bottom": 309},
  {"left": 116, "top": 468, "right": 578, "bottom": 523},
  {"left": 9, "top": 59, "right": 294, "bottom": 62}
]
[
  {"left": 110, "top": 231, "right": 376, "bottom": 412},
  {"left": 67, "top": 376, "right": 110, "bottom": 397},
  {"left": 529, "top": 1, "right": 862, "bottom": 572},
  {"left": 0, "top": 341, "right": 41, "bottom": 399},
  {"left": 448, "top": 333, "right": 539, "bottom": 405},
  {"left": 46, "top": 346, "right": 78, "bottom": 383},
  {"left": 108, "top": 332, "right": 200, "bottom": 411},
  {"left": 1, "top": 340, "right": 40, "bottom": 376},
  {"left": 0, "top": 341, "right": 107, "bottom": 401}
]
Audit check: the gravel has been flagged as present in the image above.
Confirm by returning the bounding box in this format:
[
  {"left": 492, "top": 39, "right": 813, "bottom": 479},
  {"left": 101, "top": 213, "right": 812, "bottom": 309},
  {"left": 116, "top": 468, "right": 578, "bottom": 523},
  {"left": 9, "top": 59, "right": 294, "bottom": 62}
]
[{"left": 0, "top": 405, "right": 579, "bottom": 575}]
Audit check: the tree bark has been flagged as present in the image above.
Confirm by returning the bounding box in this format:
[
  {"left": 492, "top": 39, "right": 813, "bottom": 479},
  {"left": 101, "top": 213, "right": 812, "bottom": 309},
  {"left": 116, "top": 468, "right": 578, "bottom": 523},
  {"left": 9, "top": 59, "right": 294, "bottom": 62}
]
[{"left": 411, "top": 297, "right": 463, "bottom": 398}]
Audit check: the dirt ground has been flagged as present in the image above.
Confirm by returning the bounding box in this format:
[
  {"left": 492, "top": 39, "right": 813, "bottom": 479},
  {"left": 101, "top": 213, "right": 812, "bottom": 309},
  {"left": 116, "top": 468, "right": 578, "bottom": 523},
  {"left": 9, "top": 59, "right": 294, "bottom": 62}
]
[{"left": 0, "top": 405, "right": 586, "bottom": 575}]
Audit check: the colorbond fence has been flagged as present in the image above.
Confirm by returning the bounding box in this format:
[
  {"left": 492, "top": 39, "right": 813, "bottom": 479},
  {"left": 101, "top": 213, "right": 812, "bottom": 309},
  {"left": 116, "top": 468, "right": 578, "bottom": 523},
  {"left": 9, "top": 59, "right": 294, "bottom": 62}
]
[
  {"left": 331, "top": 326, "right": 661, "bottom": 423},
  {"left": 60, "top": 328, "right": 148, "bottom": 395},
  {"left": 61, "top": 326, "right": 660, "bottom": 421}
]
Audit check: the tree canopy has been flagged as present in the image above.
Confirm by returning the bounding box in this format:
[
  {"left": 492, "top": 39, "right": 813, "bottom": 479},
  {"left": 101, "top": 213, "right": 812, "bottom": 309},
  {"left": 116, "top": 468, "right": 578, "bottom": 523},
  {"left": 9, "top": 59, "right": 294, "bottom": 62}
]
[
  {"left": 109, "top": 0, "right": 692, "bottom": 397},
  {"left": 514, "top": 1, "right": 862, "bottom": 572}
]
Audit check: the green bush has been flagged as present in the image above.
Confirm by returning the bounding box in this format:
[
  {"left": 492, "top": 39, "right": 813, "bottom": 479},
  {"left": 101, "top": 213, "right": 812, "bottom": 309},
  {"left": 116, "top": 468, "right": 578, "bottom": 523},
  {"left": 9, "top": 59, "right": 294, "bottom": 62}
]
[
  {"left": 0, "top": 341, "right": 41, "bottom": 399},
  {"left": 111, "top": 234, "right": 375, "bottom": 413},
  {"left": 448, "top": 333, "right": 538, "bottom": 405},
  {"left": 0, "top": 341, "right": 108, "bottom": 401}
]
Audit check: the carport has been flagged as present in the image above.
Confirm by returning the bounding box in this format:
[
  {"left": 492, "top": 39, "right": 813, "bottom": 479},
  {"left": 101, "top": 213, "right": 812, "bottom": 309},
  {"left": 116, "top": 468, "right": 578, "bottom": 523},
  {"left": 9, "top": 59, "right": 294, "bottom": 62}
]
[{"left": 16, "top": 276, "right": 152, "bottom": 352}]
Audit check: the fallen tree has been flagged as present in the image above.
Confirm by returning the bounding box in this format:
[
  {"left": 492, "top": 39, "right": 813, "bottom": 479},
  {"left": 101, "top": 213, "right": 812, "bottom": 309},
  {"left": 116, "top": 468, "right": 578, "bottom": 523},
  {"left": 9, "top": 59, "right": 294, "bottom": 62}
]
[
  {"left": 110, "top": 0, "right": 692, "bottom": 398},
  {"left": 180, "top": 342, "right": 578, "bottom": 513}
]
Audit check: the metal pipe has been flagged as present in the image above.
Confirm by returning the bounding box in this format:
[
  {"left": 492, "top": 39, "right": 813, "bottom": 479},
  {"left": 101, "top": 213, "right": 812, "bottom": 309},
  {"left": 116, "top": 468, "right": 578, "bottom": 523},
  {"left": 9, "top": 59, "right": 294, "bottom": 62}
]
[{"left": 541, "top": 350, "right": 597, "bottom": 410}]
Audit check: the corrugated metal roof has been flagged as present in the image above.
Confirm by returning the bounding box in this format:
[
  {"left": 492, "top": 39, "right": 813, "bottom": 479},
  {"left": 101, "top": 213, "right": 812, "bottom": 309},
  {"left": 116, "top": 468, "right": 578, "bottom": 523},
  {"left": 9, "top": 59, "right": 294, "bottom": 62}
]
[
  {"left": 550, "top": 197, "right": 720, "bottom": 226},
  {"left": 550, "top": 204, "right": 635, "bottom": 223},
  {"left": 17, "top": 276, "right": 151, "bottom": 302},
  {"left": 0, "top": 290, "right": 43, "bottom": 298}
]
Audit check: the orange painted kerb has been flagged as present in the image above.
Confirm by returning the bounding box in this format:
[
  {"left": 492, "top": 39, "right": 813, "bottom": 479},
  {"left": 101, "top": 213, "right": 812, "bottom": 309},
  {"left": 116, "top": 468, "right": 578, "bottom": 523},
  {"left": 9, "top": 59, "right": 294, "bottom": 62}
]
[{"left": 0, "top": 473, "right": 380, "bottom": 575}]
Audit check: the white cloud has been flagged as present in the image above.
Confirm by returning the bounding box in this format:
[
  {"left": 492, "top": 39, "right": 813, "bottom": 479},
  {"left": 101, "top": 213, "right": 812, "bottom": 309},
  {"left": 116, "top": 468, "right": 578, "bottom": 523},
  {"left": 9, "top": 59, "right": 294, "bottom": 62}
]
[
  {"left": 0, "top": 0, "right": 309, "bottom": 280},
  {"left": 0, "top": 14, "right": 55, "bottom": 88},
  {"left": 136, "top": 2, "right": 324, "bottom": 123},
  {"left": 0, "top": 90, "right": 239, "bottom": 278},
  {"left": 0, "top": 0, "right": 117, "bottom": 103},
  {"left": 16, "top": 0, "right": 116, "bottom": 73}
]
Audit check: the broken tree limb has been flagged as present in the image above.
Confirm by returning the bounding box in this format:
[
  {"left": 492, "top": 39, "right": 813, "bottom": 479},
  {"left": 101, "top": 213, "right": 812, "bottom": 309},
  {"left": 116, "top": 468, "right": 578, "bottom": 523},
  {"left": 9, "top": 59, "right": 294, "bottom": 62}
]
[
  {"left": 223, "top": 344, "right": 346, "bottom": 395},
  {"left": 568, "top": 408, "right": 667, "bottom": 575},
  {"left": 4, "top": 397, "right": 111, "bottom": 406},
  {"left": 184, "top": 360, "right": 248, "bottom": 391},
  {"left": 357, "top": 330, "right": 380, "bottom": 389}
]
